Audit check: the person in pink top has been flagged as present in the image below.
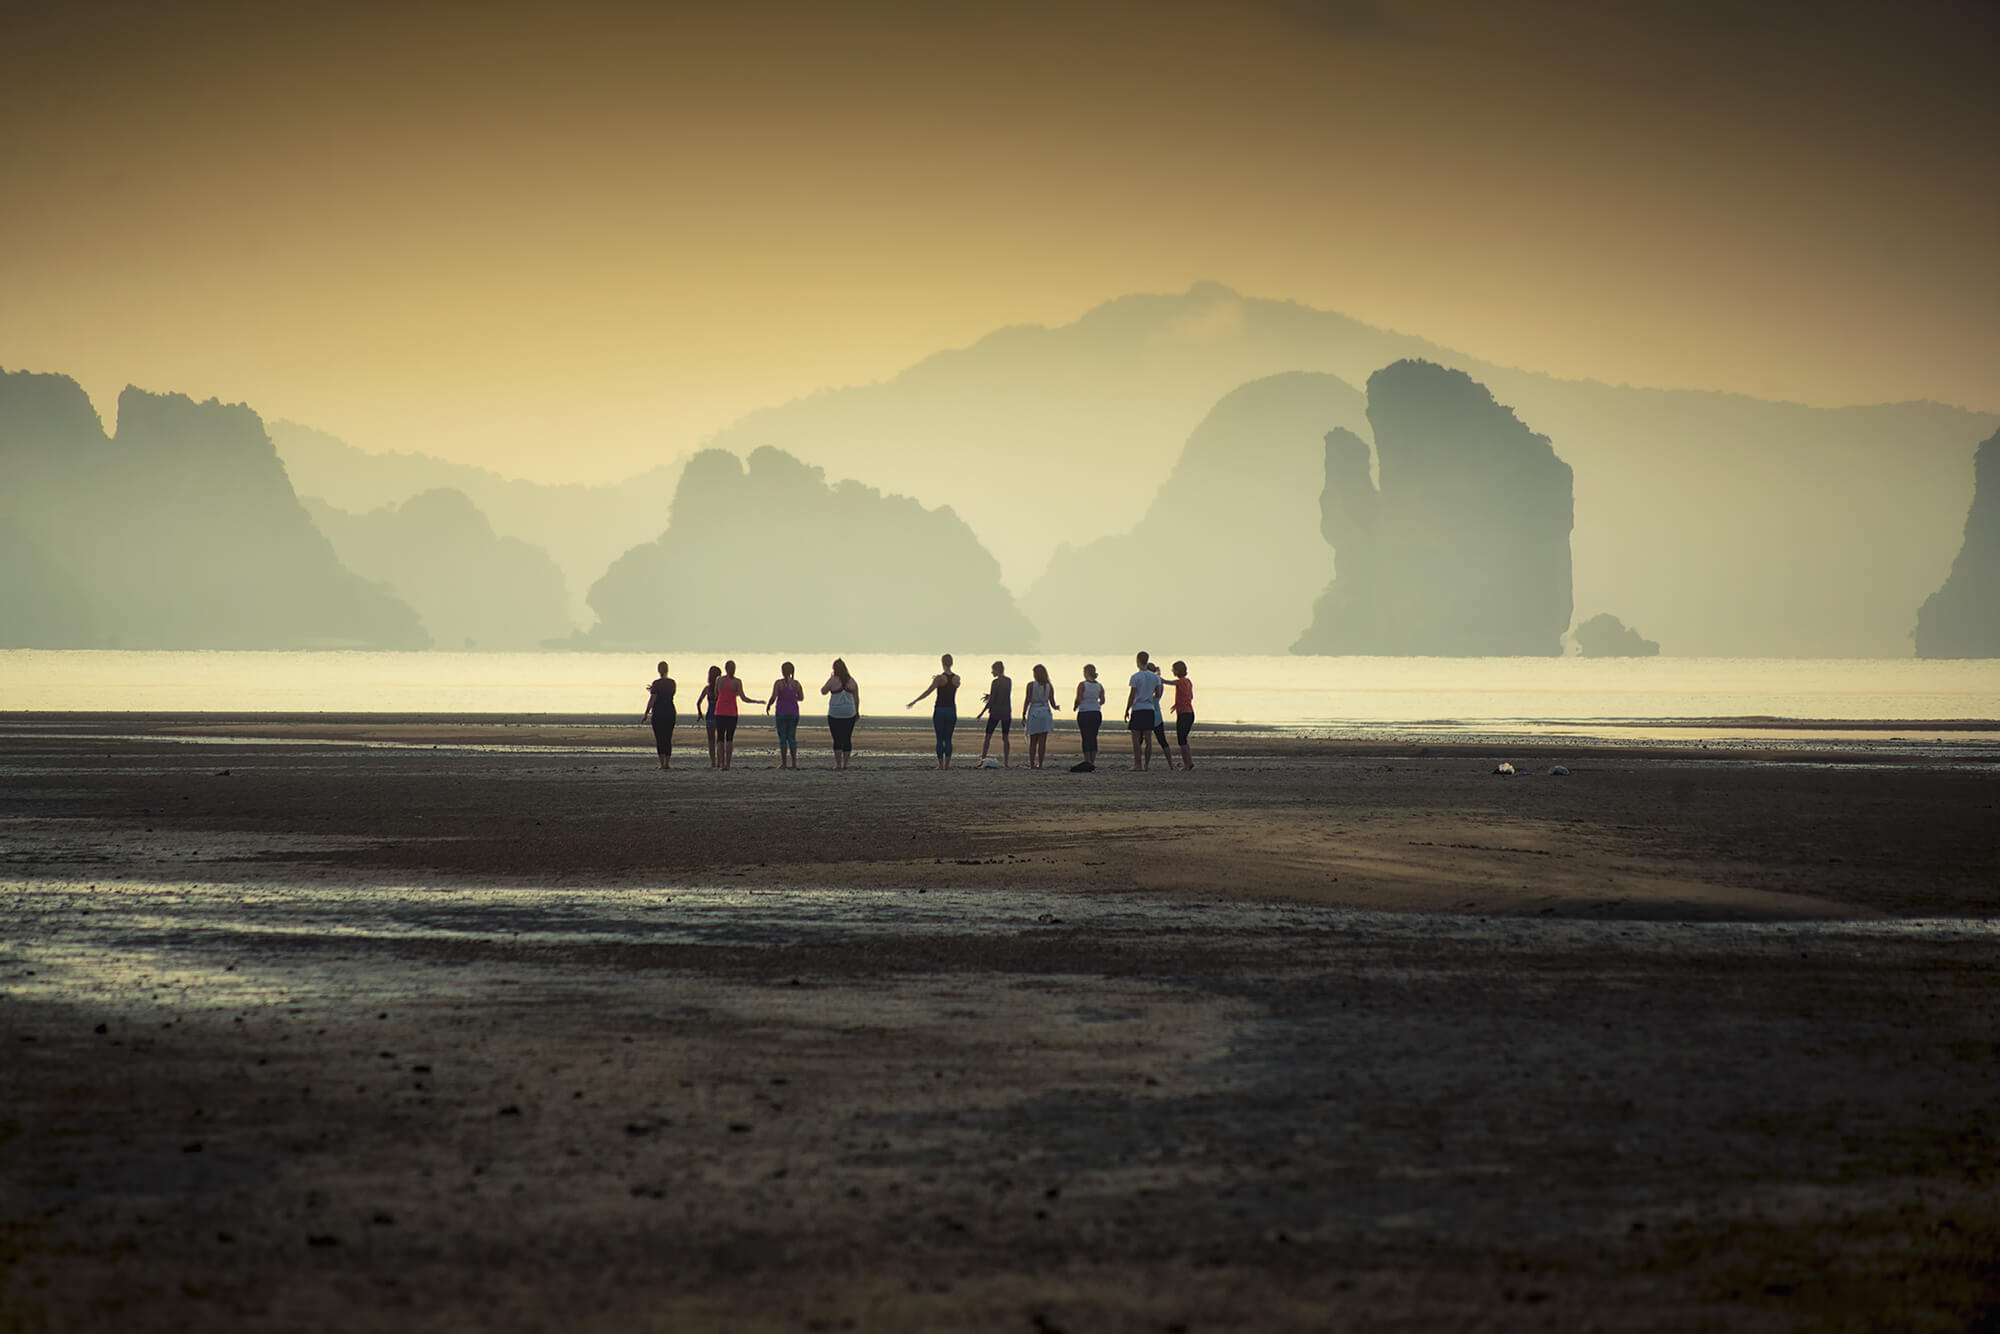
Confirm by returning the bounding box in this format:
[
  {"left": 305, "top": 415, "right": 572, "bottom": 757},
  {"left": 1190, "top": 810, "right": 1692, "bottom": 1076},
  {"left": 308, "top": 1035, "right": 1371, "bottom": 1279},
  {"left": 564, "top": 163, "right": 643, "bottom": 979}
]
[
  {"left": 711, "top": 659, "right": 762, "bottom": 771},
  {"left": 765, "top": 661, "right": 805, "bottom": 769},
  {"left": 1170, "top": 659, "right": 1196, "bottom": 771}
]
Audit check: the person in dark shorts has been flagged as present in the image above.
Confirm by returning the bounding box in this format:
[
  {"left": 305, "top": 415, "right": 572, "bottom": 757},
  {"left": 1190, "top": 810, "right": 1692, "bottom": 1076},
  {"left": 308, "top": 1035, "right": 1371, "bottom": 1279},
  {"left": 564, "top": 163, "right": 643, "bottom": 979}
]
[
  {"left": 976, "top": 660, "right": 1013, "bottom": 768},
  {"left": 1071, "top": 663, "right": 1104, "bottom": 771},
  {"left": 695, "top": 665, "right": 723, "bottom": 768},
  {"left": 822, "top": 658, "right": 860, "bottom": 771},
  {"left": 906, "top": 653, "right": 962, "bottom": 769},
  {"left": 1170, "top": 659, "right": 1195, "bottom": 771},
  {"left": 641, "top": 660, "right": 677, "bottom": 769},
  {"left": 710, "top": 660, "right": 762, "bottom": 771}
]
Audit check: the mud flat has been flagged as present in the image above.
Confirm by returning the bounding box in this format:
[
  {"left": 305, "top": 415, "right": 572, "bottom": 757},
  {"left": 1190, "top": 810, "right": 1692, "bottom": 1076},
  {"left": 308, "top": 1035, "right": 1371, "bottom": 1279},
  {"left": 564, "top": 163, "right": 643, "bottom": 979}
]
[{"left": 2, "top": 716, "right": 1998, "bottom": 1330}]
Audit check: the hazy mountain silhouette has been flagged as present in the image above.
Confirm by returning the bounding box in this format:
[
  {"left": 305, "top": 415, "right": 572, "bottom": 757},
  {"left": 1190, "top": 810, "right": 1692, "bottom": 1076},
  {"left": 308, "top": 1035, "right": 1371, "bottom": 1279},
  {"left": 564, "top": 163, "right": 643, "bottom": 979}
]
[
  {"left": 586, "top": 446, "right": 1034, "bottom": 652},
  {"left": 305, "top": 490, "right": 574, "bottom": 650},
  {"left": 1913, "top": 427, "right": 2000, "bottom": 658},
  {"left": 0, "top": 368, "right": 427, "bottom": 650},
  {"left": 1023, "top": 372, "right": 1367, "bottom": 652},
  {"left": 1295, "top": 361, "right": 1573, "bottom": 656},
  {"left": 706, "top": 284, "right": 1996, "bottom": 657},
  {"left": 1573, "top": 612, "right": 1661, "bottom": 657},
  {"left": 269, "top": 419, "right": 687, "bottom": 624}
]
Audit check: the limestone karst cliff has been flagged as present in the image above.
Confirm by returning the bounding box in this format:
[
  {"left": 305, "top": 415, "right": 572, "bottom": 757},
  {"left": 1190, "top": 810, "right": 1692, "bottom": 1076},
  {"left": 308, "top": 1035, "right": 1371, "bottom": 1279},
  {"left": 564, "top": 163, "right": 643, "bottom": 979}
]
[
  {"left": 0, "top": 368, "right": 427, "bottom": 649},
  {"left": 306, "top": 489, "right": 574, "bottom": 650},
  {"left": 1022, "top": 372, "right": 1367, "bottom": 652},
  {"left": 1914, "top": 427, "right": 2000, "bottom": 658},
  {"left": 586, "top": 446, "right": 1036, "bottom": 651},
  {"left": 1294, "top": 360, "right": 1574, "bottom": 656}
]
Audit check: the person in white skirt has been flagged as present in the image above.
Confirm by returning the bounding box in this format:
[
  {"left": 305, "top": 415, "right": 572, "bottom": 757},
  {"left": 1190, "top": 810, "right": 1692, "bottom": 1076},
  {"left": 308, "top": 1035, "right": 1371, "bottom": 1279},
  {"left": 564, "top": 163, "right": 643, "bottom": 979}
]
[{"left": 1022, "top": 663, "right": 1059, "bottom": 769}]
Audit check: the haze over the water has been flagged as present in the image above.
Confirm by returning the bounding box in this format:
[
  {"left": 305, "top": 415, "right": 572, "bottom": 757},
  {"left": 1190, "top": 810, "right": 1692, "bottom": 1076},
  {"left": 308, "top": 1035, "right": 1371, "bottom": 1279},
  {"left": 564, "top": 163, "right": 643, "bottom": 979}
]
[{"left": 3, "top": 0, "right": 1994, "bottom": 483}]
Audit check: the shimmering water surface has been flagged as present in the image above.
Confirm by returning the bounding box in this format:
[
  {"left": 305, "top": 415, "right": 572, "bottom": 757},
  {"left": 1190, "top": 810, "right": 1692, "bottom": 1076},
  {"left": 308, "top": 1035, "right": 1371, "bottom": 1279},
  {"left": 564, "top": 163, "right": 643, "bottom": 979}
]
[{"left": 5, "top": 649, "right": 1999, "bottom": 740}]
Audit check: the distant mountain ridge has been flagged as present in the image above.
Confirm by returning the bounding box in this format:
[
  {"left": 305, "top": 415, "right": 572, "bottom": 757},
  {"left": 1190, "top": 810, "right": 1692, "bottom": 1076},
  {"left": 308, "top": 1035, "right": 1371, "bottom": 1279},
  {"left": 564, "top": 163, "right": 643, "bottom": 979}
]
[
  {"left": 705, "top": 284, "right": 1998, "bottom": 657},
  {"left": 270, "top": 419, "right": 687, "bottom": 624},
  {"left": 0, "top": 369, "right": 426, "bottom": 650},
  {"left": 1023, "top": 371, "right": 1369, "bottom": 653},
  {"left": 586, "top": 446, "right": 1034, "bottom": 653}
]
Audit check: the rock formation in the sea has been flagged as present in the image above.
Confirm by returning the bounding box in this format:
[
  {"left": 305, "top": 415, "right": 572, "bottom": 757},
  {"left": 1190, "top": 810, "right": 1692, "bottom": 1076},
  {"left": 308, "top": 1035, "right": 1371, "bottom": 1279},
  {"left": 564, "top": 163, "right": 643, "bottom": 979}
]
[
  {"left": 1022, "top": 372, "right": 1368, "bottom": 652},
  {"left": 0, "top": 368, "right": 427, "bottom": 649},
  {"left": 1293, "top": 360, "right": 1574, "bottom": 656},
  {"left": 306, "top": 489, "right": 574, "bottom": 650},
  {"left": 1572, "top": 612, "right": 1661, "bottom": 657},
  {"left": 1914, "top": 427, "right": 2000, "bottom": 657},
  {"left": 586, "top": 446, "right": 1035, "bottom": 651}
]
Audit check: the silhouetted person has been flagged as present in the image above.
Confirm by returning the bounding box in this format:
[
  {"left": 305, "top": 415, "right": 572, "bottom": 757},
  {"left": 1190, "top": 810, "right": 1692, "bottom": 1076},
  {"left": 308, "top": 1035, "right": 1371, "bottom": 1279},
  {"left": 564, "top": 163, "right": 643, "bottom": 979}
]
[
  {"left": 1125, "top": 651, "right": 1173, "bottom": 771},
  {"left": 822, "top": 658, "right": 859, "bottom": 770},
  {"left": 907, "top": 653, "right": 962, "bottom": 769},
  {"left": 1071, "top": 663, "right": 1104, "bottom": 771},
  {"left": 766, "top": 661, "right": 804, "bottom": 769},
  {"left": 1170, "top": 659, "right": 1195, "bottom": 771},
  {"left": 712, "top": 659, "right": 762, "bottom": 771},
  {"left": 641, "top": 660, "right": 677, "bottom": 770},
  {"left": 1023, "top": 664, "right": 1058, "bottom": 769},
  {"left": 977, "top": 661, "right": 1013, "bottom": 767},
  {"left": 1136, "top": 650, "right": 1175, "bottom": 770},
  {"left": 696, "top": 665, "right": 722, "bottom": 768}
]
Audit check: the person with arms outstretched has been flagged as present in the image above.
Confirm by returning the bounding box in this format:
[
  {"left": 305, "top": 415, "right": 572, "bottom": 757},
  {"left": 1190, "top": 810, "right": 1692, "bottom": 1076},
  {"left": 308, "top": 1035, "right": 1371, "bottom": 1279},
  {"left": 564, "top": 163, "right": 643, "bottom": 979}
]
[
  {"left": 907, "top": 653, "right": 962, "bottom": 769},
  {"left": 711, "top": 659, "right": 762, "bottom": 771}
]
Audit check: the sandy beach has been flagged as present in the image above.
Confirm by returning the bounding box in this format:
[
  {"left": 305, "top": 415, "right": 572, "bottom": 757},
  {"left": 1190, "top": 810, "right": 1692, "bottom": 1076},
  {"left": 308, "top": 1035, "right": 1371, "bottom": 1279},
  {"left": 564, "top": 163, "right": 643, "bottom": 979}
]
[{"left": 3, "top": 714, "right": 1998, "bottom": 1330}]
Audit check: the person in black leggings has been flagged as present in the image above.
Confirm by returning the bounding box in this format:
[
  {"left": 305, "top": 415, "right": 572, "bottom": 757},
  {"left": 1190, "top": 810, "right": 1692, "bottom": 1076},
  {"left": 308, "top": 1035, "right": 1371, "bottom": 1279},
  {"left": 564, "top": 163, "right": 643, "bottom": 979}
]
[
  {"left": 907, "top": 653, "right": 962, "bottom": 769},
  {"left": 641, "top": 660, "right": 677, "bottom": 769}
]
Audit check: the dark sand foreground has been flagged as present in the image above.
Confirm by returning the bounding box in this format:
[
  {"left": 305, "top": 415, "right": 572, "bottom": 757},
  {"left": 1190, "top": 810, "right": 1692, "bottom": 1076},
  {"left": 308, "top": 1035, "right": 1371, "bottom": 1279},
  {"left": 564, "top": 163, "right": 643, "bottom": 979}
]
[{"left": 3, "top": 715, "right": 1998, "bottom": 1331}]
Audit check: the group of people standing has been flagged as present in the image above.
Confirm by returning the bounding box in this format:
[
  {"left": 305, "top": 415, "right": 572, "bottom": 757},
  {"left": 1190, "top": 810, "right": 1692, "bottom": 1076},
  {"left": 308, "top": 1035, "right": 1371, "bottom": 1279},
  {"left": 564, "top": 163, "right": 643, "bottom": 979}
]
[
  {"left": 641, "top": 652, "right": 1193, "bottom": 773},
  {"left": 641, "top": 658, "right": 859, "bottom": 771}
]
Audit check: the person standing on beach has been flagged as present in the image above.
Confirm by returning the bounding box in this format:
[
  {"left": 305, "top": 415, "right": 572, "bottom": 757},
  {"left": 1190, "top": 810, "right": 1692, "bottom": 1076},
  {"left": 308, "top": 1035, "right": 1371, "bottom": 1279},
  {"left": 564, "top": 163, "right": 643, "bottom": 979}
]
[
  {"left": 906, "top": 653, "right": 962, "bottom": 769},
  {"left": 766, "top": 661, "right": 804, "bottom": 770},
  {"left": 1138, "top": 651, "right": 1176, "bottom": 769},
  {"left": 712, "top": 660, "right": 762, "bottom": 771},
  {"left": 641, "top": 661, "right": 677, "bottom": 770},
  {"left": 1170, "top": 660, "right": 1196, "bottom": 771},
  {"left": 1125, "top": 651, "right": 1171, "bottom": 771},
  {"left": 1023, "top": 664, "right": 1059, "bottom": 769},
  {"left": 1071, "top": 663, "right": 1104, "bottom": 772},
  {"left": 976, "top": 661, "right": 1013, "bottom": 768},
  {"left": 822, "top": 658, "right": 860, "bottom": 771},
  {"left": 695, "top": 665, "right": 723, "bottom": 768}
]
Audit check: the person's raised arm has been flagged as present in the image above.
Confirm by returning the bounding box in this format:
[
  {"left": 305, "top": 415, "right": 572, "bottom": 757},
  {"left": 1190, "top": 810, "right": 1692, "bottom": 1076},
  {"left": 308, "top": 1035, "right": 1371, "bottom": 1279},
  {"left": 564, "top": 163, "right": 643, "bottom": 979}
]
[
  {"left": 734, "top": 679, "right": 762, "bottom": 707},
  {"left": 908, "top": 675, "right": 938, "bottom": 709},
  {"left": 821, "top": 676, "right": 837, "bottom": 696}
]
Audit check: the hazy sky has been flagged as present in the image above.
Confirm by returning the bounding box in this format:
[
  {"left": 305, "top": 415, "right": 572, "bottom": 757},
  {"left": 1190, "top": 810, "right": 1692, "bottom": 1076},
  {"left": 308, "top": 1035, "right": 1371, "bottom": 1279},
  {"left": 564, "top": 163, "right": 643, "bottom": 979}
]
[{"left": 4, "top": 0, "right": 1994, "bottom": 482}]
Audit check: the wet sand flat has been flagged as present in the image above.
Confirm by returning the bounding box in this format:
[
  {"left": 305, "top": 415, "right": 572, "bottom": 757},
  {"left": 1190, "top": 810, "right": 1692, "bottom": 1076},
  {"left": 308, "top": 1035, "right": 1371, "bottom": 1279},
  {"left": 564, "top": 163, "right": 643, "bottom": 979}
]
[{"left": 2, "top": 716, "right": 1998, "bottom": 1330}]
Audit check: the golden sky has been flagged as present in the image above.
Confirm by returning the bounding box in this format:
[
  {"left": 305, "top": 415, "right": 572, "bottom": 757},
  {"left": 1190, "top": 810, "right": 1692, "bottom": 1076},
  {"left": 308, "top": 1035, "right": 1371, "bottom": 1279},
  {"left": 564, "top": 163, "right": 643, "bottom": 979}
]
[{"left": 4, "top": 0, "right": 1994, "bottom": 482}]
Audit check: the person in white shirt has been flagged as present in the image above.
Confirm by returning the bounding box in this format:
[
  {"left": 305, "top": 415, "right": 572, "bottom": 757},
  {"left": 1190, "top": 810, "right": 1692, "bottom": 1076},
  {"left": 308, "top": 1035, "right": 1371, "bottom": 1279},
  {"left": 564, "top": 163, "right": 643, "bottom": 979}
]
[{"left": 1071, "top": 663, "right": 1105, "bottom": 771}]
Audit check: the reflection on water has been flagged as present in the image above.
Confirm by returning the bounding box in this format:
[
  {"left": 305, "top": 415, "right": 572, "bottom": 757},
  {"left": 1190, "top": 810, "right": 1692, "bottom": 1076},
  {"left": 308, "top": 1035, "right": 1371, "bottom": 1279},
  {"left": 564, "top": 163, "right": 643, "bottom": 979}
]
[
  {"left": 8, "top": 879, "right": 1997, "bottom": 1016},
  {"left": 6, "top": 649, "right": 2000, "bottom": 729}
]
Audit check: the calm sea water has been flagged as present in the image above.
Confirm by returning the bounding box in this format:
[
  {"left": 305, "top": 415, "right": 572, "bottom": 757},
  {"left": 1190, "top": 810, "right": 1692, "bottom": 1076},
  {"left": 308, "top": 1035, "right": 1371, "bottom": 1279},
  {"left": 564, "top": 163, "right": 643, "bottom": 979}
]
[{"left": 5, "top": 650, "right": 1999, "bottom": 740}]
